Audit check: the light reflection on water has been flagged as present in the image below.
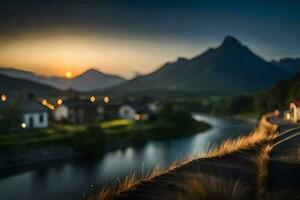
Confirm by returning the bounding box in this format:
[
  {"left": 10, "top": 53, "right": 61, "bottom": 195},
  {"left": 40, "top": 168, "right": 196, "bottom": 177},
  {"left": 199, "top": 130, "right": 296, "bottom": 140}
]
[{"left": 0, "top": 114, "right": 254, "bottom": 200}]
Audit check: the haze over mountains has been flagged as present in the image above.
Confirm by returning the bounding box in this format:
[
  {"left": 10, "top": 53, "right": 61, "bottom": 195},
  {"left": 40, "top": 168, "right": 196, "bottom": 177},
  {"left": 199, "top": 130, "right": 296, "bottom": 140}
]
[
  {"left": 0, "top": 68, "right": 126, "bottom": 92},
  {"left": 1, "top": 35, "right": 300, "bottom": 97}
]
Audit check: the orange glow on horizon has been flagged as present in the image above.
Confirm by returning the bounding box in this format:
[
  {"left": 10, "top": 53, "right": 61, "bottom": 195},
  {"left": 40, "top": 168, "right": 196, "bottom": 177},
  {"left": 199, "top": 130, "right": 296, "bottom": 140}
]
[{"left": 0, "top": 34, "right": 203, "bottom": 78}]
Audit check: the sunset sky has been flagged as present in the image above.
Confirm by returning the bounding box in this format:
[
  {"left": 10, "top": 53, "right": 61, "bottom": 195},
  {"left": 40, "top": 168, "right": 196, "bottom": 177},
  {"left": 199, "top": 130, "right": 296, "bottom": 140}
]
[{"left": 1, "top": 0, "right": 300, "bottom": 78}]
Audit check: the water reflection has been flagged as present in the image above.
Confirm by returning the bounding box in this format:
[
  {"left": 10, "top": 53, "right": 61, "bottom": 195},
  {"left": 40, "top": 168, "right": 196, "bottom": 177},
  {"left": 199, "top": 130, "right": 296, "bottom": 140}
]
[{"left": 0, "top": 114, "right": 253, "bottom": 200}]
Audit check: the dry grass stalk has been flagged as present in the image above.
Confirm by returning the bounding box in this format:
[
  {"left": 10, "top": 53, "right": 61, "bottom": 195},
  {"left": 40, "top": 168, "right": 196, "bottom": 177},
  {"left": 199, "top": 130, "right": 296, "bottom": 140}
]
[
  {"left": 178, "top": 175, "right": 249, "bottom": 200},
  {"left": 206, "top": 112, "right": 278, "bottom": 158},
  {"left": 88, "top": 112, "right": 279, "bottom": 200},
  {"left": 255, "top": 144, "right": 274, "bottom": 199}
]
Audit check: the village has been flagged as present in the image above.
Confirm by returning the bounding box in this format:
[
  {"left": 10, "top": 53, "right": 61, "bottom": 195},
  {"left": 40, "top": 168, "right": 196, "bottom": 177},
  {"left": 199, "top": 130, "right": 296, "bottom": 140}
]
[
  {"left": 0, "top": 90, "right": 162, "bottom": 132},
  {"left": 2, "top": 89, "right": 300, "bottom": 133}
]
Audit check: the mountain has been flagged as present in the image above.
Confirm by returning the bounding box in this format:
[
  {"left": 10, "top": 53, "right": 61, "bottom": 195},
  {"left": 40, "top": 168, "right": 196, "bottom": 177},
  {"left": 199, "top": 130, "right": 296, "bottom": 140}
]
[
  {"left": 106, "top": 36, "right": 292, "bottom": 96},
  {"left": 0, "top": 68, "right": 126, "bottom": 92},
  {"left": 0, "top": 74, "right": 61, "bottom": 97},
  {"left": 70, "top": 69, "right": 126, "bottom": 91},
  {"left": 271, "top": 58, "right": 300, "bottom": 73}
]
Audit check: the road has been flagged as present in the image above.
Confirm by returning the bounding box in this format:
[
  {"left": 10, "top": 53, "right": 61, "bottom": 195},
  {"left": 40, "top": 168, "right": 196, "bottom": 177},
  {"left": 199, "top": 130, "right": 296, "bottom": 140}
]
[{"left": 268, "top": 117, "right": 300, "bottom": 198}]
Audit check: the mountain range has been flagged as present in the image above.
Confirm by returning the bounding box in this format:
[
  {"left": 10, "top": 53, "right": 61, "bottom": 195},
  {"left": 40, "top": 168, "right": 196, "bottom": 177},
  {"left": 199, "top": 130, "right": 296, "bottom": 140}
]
[
  {"left": 0, "top": 74, "right": 61, "bottom": 97},
  {"left": 106, "top": 36, "right": 294, "bottom": 96},
  {"left": 0, "top": 68, "right": 126, "bottom": 92},
  {"left": 271, "top": 58, "right": 300, "bottom": 73},
  {"left": 1, "top": 35, "right": 300, "bottom": 97}
]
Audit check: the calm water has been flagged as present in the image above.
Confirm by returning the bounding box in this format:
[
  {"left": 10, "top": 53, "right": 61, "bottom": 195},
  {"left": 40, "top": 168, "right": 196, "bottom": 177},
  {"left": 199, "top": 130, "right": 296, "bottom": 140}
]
[{"left": 0, "top": 114, "right": 253, "bottom": 200}]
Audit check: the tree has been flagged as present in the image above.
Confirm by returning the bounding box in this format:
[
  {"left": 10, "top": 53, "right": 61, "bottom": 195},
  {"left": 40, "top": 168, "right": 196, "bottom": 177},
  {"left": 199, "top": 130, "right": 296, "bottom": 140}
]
[{"left": 0, "top": 103, "right": 21, "bottom": 132}]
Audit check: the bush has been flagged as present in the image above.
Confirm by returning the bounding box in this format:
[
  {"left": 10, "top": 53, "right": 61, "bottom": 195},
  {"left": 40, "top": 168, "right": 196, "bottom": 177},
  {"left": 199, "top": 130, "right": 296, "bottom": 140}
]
[
  {"left": 0, "top": 103, "right": 21, "bottom": 132},
  {"left": 71, "top": 126, "right": 107, "bottom": 157}
]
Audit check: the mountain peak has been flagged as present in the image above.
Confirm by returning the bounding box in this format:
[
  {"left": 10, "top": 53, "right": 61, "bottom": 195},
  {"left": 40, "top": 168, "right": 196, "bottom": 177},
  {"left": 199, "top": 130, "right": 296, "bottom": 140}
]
[
  {"left": 220, "top": 35, "right": 243, "bottom": 48},
  {"left": 84, "top": 68, "right": 103, "bottom": 74}
]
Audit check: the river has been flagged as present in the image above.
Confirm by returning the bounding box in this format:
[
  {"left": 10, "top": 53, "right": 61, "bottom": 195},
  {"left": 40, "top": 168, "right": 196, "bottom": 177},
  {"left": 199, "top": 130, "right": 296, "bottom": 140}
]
[{"left": 0, "top": 114, "right": 254, "bottom": 200}]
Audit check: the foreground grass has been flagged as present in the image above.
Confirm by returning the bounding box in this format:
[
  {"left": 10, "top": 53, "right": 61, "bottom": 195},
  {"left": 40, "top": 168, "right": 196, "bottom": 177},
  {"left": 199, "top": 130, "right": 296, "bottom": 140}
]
[
  {"left": 87, "top": 112, "right": 279, "bottom": 200},
  {"left": 255, "top": 144, "right": 274, "bottom": 199},
  {"left": 178, "top": 175, "right": 249, "bottom": 200}
]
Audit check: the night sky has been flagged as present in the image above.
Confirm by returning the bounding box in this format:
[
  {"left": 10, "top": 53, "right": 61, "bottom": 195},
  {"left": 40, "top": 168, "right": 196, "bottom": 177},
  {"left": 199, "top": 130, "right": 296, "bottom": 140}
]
[{"left": 0, "top": 0, "right": 300, "bottom": 78}]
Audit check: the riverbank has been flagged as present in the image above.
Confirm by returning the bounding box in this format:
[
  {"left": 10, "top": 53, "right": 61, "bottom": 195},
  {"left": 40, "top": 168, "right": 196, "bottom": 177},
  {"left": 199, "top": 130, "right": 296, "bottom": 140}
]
[
  {"left": 88, "top": 112, "right": 278, "bottom": 200},
  {"left": 0, "top": 109, "right": 211, "bottom": 173},
  {"left": 0, "top": 114, "right": 254, "bottom": 200}
]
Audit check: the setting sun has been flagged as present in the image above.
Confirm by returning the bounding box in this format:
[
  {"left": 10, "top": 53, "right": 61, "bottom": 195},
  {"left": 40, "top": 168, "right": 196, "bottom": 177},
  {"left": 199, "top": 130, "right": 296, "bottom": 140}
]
[{"left": 65, "top": 71, "right": 73, "bottom": 79}]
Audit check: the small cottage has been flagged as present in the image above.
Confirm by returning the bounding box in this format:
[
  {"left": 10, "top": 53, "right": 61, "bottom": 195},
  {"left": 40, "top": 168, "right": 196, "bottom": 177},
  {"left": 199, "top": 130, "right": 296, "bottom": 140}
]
[
  {"left": 20, "top": 100, "right": 49, "bottom": 128},
  {"left": 0, "top": 99, "right": 48, "bottom": 129},
  {"left": 54, "top": 99, "right": 98, "bottom": 124},
  {"left": 283, "top": 110, "right": 291, "bottom": 121},
  {"left": 289, "top": 101, "right": 300, "bottom": 122},
  {"left": 118, "top": 102, "right": 151, "bottom": 121},
  {"left": 148, "top": 101, "right": 162, "bottom": 113}
]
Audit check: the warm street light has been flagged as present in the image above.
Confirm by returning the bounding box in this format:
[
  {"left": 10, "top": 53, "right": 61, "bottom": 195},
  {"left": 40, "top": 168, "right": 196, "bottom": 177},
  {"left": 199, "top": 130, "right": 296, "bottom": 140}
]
[
  {"left": 103, "top": 96, "right": 110, "bottom": 103},
  {"left": 90, "top": 96, "right": 96, "bottom": 103},
  {"left": 1, "top": 94, "right": 7, "bottom": 102},
  {"left": 42, "top": 99, "right": 47, "bottom": 105},
  {"left": 57, "top": 98, "right": 63, "bottom": 106},
  {"left": 21, "top": 123, "right": 27, "bottom": 128},
  {"left": 135, "top": 114, "right": 141, "bottom": 121}
]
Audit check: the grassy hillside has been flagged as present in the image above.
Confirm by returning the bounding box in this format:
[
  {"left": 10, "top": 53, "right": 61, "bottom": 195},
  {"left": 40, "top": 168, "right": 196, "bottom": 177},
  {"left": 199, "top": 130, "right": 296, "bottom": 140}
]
[
  {"left": 0, "top": 74, "right": 62, "bottom": 97},
  {"left": 180, "top": 71, "right": 300, "bottom": 116}
]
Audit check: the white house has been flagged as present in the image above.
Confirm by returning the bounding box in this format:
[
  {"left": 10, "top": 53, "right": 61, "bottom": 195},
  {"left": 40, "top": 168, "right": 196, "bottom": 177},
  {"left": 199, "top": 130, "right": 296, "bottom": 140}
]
[
  {"left": 53, "top": 99, "right": 98, "bottom": 124},
  {"left": 283, "top": 110, "right": 291, "bottom": 121},
  {"left": 53, "top": 104, "right": 68, "bottom": 121},
  {"left": 20, "top": 100, "right": 49, "bottom": 129},
  {"left": 148, "top": 101, "right": 162, "bottom": 113},
  {"left": 118, "top": 102, "right": 150, "bottom": 121},
  {"left": 289, "top": 101, "right": 300, "bottom": 122}
]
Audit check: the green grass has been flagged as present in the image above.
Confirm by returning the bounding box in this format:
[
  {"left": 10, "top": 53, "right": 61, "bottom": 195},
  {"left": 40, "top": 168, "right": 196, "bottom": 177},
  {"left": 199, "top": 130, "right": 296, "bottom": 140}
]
[
  {"left": 0, "top": 106, "right": 211, "bottom": 156},
  {"left": 0, "top": 128, "right": 73, "bottom": 149},
  {"left": 100, "top": 119, "right": 133, "bottom": 129}
]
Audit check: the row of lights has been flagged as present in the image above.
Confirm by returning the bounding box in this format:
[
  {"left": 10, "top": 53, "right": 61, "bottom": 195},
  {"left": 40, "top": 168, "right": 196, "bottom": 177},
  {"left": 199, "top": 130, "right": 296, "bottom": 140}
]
[
  {"left": 40, "top": 96, "right": 110, "bottom": 110},
  {"left": 90, "top": 96, "right": 110, "bottom": 103}
]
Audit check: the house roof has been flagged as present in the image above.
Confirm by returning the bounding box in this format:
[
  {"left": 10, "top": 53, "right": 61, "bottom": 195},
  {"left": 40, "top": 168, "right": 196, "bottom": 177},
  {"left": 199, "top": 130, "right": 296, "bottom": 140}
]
[
  {"left": 292, "top": 100, "right": 300, "bottom": 107},
  {"left": 123, "top": 101, "right": 151, "bottom": 114},
  {"left": 0, "top": 99, "right": 47, "bottom": 113},
  {"left": 19, "top": 100, "right": 48, "bottom": 112},
  {"left": 62, "top": 99, "right": 98, "bottom": 108}
]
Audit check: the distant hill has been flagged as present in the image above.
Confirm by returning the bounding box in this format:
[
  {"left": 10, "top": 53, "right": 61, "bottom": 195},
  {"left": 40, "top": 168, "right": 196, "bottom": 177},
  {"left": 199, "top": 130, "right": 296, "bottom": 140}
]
[
  {"left": 70, "top": 69, "right": 126, "bottom": 91},
  {"left": 106, "top": 36, "right": 291, "bottom": 96},
  {"left": 271, "top": 58, "right": 300, "bottom": 73},
  {"left": 0, "top": 67, "right": 126, "bottom": 92},
  {"left": 0, "top": 74, "right": 61, "bottom": 97}
]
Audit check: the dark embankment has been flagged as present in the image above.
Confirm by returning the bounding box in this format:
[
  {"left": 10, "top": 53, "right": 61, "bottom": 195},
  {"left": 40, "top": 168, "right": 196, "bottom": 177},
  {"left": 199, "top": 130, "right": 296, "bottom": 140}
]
[{"left": 87, "top": 112, "right": 279, "bottom": 200}]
